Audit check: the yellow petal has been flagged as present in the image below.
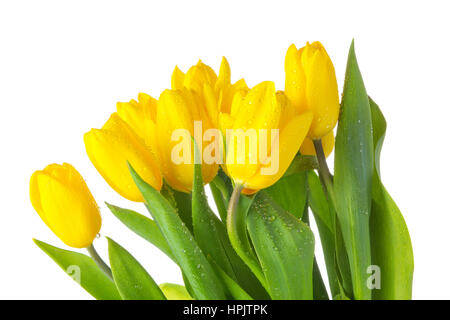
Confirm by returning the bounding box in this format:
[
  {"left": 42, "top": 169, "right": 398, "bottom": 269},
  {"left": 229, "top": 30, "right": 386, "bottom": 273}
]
[
  {"left": 184, "top": 61, "right": 217, "bottom": 92},
  {"left": 302, "top": 42, "right": 340, "bottom": 138},
  {"left": 84, "top": 114, "right": 162, "bottom": 201},
  {"left": 232, "top": 81, "right": 279, "bottom": 130},
  {"left": 156, "top": 89, "right": 218, "bottom": 192},
  {"left": 300, "top": 131, "right": 335, "bottom": 158},
  {"left": 244, "top": 112, "right": 313, "bottom": 190},
  {"left": 226, "top": 82, "right": 280, "bottom": 184},
  {"left": 216, "top": 56, "right": 231, "bottom": 89},
  {"left": 285, "top": 44, "right": 307, "bottom": 113},
  {"left": 116, "top": 93, "right": 157, "bottom": 151},
  {"left": 171, "top": 66, "right": 185, "bottom": 90},
  {"left": 30, "top": 163, "right": 101, "bottom": 248}
]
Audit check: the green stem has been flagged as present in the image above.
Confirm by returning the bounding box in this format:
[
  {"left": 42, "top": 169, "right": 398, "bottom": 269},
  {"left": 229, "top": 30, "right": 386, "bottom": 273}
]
[
  {"left": 87, "top": 243, "right": 113, "bottom": 281},
  {"left": 314, "top": 138, "right": 353, "bottom": 297},
  {"left": 226, "top": 184, "right": 268, "bottom": 290},
  {"left": 313, "top": 139, "right": 336, "bottom": 209}
]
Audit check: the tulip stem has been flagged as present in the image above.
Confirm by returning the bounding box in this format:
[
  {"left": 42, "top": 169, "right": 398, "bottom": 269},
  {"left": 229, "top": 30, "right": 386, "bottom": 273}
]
[
  {"left": 226, "top": 184, "right": 268, "bottom": 290},
  {"left": 313, "top": 139, "right": 333, "bottom": 185},
  {"left": 313, "top": 138, "right": 338, "bottom": 212},
  {"left": 87, "top": 244, "right": 113, "bottom": 281}
]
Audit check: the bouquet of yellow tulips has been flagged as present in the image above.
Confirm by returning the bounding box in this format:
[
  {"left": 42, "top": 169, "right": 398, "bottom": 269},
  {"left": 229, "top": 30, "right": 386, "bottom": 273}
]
[{"left": 30, "top": 40, "right": 413, "bottom": 300}]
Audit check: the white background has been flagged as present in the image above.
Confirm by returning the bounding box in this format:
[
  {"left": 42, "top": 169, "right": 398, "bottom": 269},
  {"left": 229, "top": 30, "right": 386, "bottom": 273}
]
[{"left": 1, "top": 0, "right": 449, "bottom": 299}]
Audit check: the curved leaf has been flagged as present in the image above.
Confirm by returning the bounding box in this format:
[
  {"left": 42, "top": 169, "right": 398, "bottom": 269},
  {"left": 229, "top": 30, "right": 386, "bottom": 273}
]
[
  {"left": 107, "top": 237, "right": 166, "bottom": 300},
  {"left": 307, "top": 171, "right": 347, "bottom": 298},
  {"left": 247, "top": 192, "right": 315, "bottom": 299},
  {"left": 33, "top": 239, "right": 121, "bottom": 300},
  {"left": 161, "top": 183, "right": 193, "bottom": 232},
  {"left": 106, "top": 203, "right": 175, "bottom": 262},
  {"left": 369, "top": 97, "right": 414, "bottom": 299},
  {"left": 266, "top": 171, "right": 328, "bottom": 299},
  {"left": 128, "top": 163, "right": 227, "bottom": 299}
]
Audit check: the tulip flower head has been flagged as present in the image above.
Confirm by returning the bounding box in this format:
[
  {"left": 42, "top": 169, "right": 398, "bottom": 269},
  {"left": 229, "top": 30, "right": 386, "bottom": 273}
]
[
  {"left": 171, "top": 58, "right": 248, "bottom": 125},
  {"left": 221, "top": 81, "right": 313, "bottom": 194},
  {"left": 84, "top": 113, "right": 162, "bottom": 202},
  {"left": 30, "top": 163, "right": 101, "bottom": 248},
  {"left": 116, "top": 92, "right": 158, "bottom": 155},
  {"left": 285, "top": 41, "right": 340, "bottom": 139},
  {"left": 156, "top": 88, "right": 219, "bottom": 193}
]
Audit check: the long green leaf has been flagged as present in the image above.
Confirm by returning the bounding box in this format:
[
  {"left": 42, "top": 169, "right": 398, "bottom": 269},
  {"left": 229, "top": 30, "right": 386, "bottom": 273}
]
[
  {"left": 369, "top": 97, "right": 414, "bottom": 299},
  {"left": 209, "top": 169, "right": 233, "bottom": 223},
  {"left": 192, "top": 147, "right": 268, "bottom": 299},
  {"left": 107, "top": 237, "right": 166, "bottom": 300},
  {"left": 34, "top": 239, "right": 121, "bottom": 300},
  {"left": 207, "top": 257, "right": 253, "bottom": 300},
  {"left": 301, "top": 208, "right": 329, "bottom": 300},
  {"left": 307, "top": 171, "right": 348, "bottom": 298},
  {"left": 334, "top": 40, "right": 374, "bottom": 300},
  {"left": 209, "top": 180, "right": 228, "bottom": 223},
  {"left": 106, "top": 203, "right": 175, "bottom": 262},
  {"left": 161, "top": 183, "right": 193, "bottom": 232},
  {"left": 128, "top": 163, "right": 226, "bottom": 299},
  {"left": 247, "top": 192, "right": 315, "bottom": 299}
]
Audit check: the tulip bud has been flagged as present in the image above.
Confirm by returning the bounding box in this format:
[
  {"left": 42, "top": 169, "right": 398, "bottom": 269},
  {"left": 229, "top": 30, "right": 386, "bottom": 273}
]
[
  {"left": 222, "top": 81, "right": 313, "bottom": 194},
  {"left": 30, "top": 163, "right": 101, "bottom": 248},
  {"left": 300, "top": 131, "right": 335, "bottom": 158},
  {"left": 84, "top": 113, "right": 162, "bottom": 202},
  {"left": 285, "top": 41, "right": 340, "bottom": 139},
  {"left": 156, "top": 89, "right": 219, "bottom": 193},
  {"left": 116, "top": 92, "right": 158, "bottom": 155}
]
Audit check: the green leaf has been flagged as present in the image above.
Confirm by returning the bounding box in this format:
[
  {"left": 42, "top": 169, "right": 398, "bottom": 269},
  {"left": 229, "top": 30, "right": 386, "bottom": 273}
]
[
  {"left": 106, "top": 203, "right": 175, "bottom": 262},
  {"left": 264, "top": 171, "right": 308, "bottom": 219},
  {"left": 207, "top": 257, "right": 253, "bottom": 300},
  {"left": 159, "top": 283, "right": 193, "bottom": 300},
  {"left": 161, "top": 183, "right": 193, "bottom": 232},
  {"left": 266, "top": 172, "right": 328, "bottom": 299},
  {"left": 192, "top": 146, "right": 268, "bottom": 299},
  {"left": 247, "top": 192, "right": 315, "bottom": 299},
  {"left": 307, "top": 171, "right": 347, "bottom": 298},
  {"left": 369, "top": 97, "right": 414, "bottom": 299},
  {"left": 301, "top": 209, "right": 329, "bottom": 300},
  {"left": 33, "top": 239, "right": 121, "bottom": 300},
  {"left": 334, "top": 40, "right": 374, "bottom": 300},
  {"left": 128, "top": 163, "right": 227, "bottom": 299},
  {"left": 107, "top": 237, "right": 166, "bottom": 300},
  {"left": 209, "top": 176, "right": 229, "bottom": 222}
]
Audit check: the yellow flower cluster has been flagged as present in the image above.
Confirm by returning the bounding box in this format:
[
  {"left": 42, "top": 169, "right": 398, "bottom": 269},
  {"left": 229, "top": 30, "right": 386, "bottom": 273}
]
[{"left": 30, "top": 41, "right": 340, "bottom": 248}]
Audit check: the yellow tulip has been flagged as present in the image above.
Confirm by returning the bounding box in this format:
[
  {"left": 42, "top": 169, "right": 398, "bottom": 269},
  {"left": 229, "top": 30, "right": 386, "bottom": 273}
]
[
  {"left": 30, "top": 163, "right": 101, "bottom": 248},
  {"left": 300, "top": 131, "right": 335, "bottom": 158},
  {"left": 156, "top": 88, "right": 219, "bottom": 193},
  {"left": 221, "top": 81, "right": 313, "bottom": 194},
  {"left": 84, "top": 113, "right": 162, "bottom": 202},
  {"left": 171, "top": 58, "right": 247, "bottom": 124},
  {"left": 116, "top": 92, "right": 158, "bottom": 155},
  {"left": 285, "top": 41, "right": 340, "bottom": 139}
]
